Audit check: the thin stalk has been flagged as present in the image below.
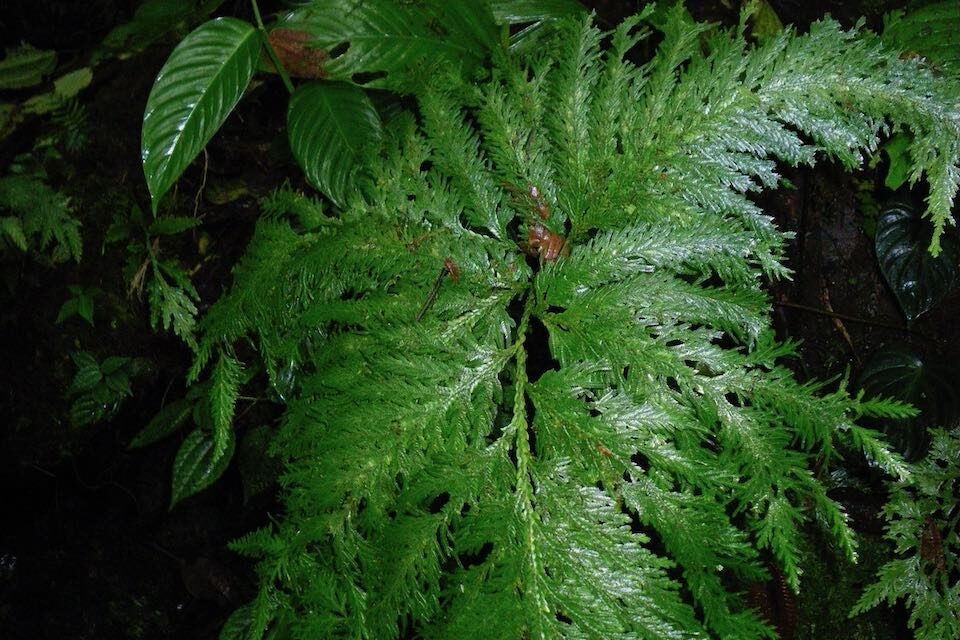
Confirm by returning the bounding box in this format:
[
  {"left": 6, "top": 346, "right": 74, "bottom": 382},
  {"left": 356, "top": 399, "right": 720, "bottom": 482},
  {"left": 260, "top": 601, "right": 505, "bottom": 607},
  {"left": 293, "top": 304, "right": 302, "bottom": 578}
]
[{"left": 252, "top": 0, "right": 295, "bottom": 95}]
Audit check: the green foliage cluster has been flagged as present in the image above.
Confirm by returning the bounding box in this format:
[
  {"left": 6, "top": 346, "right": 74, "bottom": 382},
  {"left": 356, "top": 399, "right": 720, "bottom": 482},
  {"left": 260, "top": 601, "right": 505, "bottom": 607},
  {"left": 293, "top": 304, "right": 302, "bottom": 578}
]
[
  {"left": 853, "top": 427, "right": 960, "bottom": 639},
  {"left": 0, "top": 160, "right": 81, "bottom": 264},
  {"left": 132, "top": 5, "right": 957, "bottom": 638}
]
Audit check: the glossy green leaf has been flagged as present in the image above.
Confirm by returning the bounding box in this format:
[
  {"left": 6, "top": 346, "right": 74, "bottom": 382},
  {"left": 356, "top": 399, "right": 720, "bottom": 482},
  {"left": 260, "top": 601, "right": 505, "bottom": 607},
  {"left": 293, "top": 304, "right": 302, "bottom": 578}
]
[
  {"left": 170, "top": 426, "right": 236, "bottom": 508},
  {"left": 275, "top": 1, "right": 498, "bottom": 90},
  {"left": 488, "top": 0, "right": 587, "bottom": 51},
  {"left": 142, "top": 18, "right": 260, "bottom": 213},
  {"left": 69, "top": 351, "right": 103, "bottom": 394},
  {"left": 288, "top": 81, "right": 382, "bottom": 208},
  {"left": 857, "top": 346, "right": 960, "bottom": 460},
  {"left": 875, "top": 201, "right": 960, "bottom": 321},
  {"left": 129, "top": 398, "right": 194, "bottom": 449}
]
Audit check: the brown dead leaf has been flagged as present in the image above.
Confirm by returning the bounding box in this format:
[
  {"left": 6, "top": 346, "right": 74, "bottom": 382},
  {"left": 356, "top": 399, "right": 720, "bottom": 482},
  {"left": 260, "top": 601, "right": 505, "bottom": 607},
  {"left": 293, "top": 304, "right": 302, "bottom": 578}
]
[{"left": 266, "top": 29, "right": 329, "bottom": 79}]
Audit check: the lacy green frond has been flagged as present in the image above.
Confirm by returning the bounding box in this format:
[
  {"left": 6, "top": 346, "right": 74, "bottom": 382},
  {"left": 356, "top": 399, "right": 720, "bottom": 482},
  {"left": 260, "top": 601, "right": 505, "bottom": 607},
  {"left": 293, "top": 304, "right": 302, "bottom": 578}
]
[
  {"left": 852, "top": 427, "right": 960, "bottom": 640},
  {"left": 206, "top": 7, "right": 959, "bottom": 639}
]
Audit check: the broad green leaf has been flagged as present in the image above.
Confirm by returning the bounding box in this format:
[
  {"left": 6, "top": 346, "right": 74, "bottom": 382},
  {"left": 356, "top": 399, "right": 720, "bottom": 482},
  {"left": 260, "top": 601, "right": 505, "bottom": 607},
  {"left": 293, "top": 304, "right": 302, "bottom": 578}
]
[
  {"left": 488, "top": 0, "right": 587, "bottom": 52},
  {"left": 488, "top": 0, "right": 586, "bottom": 24},
  {"left": 288, "top": 81, "right": 382, "bottom": 207},
  {"left": 275, "top": 1, "right": 498, "bottom": 90},
  {"left": 170, "top": 426, "right": 236, "bottom": 508},
  {"left": 130, "top": 398, "right": 194, "bottom": 449},
  {"left": 857, "top": 346, "right": 960, "bottom": 460},
  {"left": 0, "top": 45, "right": 56, "bottom": 90},
  {"left": 142, "top": 18, "right": 260, "bottom": 212},
  {"left": 875, "top": 201, "right": 960, "bottom": 321}
]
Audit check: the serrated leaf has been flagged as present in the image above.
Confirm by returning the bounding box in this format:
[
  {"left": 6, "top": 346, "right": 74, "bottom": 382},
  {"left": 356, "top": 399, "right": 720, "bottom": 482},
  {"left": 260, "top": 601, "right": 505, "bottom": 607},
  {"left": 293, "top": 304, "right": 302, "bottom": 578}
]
[
  {"left": 210, "top": 351, "right": 242, "bottom": 458},
  {"left": 875, "top": 201, "right": 960, "bottom": 321},
  {"left": 0, "top": 216, "right": 27, "bottom": 250},
  {"left": 288, "top": 81, "right": 382, "bottom": 208},
  {"left": 219, "top": 602, "right": 256, "bottom": 640},
  {"left": 142, "top": 17, "right": 260, "bottom": 213},
  {"left": 69, "top": 352, "right": 103, "bottom": 393},
  {"left": 104, "top": 372, "right": 134, "bottom": 397},
  {"left": 276, "top": 1, "right": 498, "bottom": 90},
  {"left": 100, "top": 356, "right": 131, "bottom": 376},
  {"left": 148, "top": 215, "right": 201, "bottom": 236},
  {"left": 170, "top": 427, "right": 236, "bottom": 508},
  {"left": 130, "top": 398, "right": 195, "bottom": 449},
  {"left": 70, "top": 394, "right": 109, "bottom": 428},
  {"left": 238, "top": 425, "right": 281, "bottom": 506}
]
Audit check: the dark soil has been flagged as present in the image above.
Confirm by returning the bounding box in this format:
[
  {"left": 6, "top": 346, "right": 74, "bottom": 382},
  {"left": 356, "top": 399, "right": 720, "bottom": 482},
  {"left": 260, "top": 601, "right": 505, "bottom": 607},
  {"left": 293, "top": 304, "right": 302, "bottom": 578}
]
[{"left": 1, "top": 1, "right": 954, "bottom": 639}]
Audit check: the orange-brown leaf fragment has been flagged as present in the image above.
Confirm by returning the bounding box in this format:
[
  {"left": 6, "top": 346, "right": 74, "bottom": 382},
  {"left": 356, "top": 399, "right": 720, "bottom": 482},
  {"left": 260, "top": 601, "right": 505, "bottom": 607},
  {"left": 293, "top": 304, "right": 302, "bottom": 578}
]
[{"left": 266, "top": 29, "right": 329, "bottom": 79}]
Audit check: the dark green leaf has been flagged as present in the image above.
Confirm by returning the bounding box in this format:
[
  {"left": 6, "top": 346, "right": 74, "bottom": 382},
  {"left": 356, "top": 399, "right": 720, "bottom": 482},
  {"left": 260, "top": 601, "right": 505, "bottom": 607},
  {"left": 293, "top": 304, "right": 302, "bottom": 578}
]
[
  {"left": 275, "top": 1, "right": 498, "bottom": 90},
  {"left": 69, "top": 351, "right": 103, "bottom": 394},
  {"left": 170, "top": 427, "right": 236, "bottom": 508},
  {"left": 0, "top": 45, "right": 56, "bottom": 90},
  {"left": 489, "top": 0, "right": 587, "bottom": 51},
  {"left": 288, "top": 82, "right": 382, "bottom": 208},
  {"left": 70, "top": 395, "right": 109, "bottom": 428},
  {"left": 238, "top": 425, "right": 281, "bottom": 506},
  {"left": 0, "top": 216, "right": 28, "bottom": 250},
  {"left": 130, "top": 398, "right": 195, "bottom": 449},
  {"left": 875, "top": 201, "right": 960, "bottom": 321},
  {"left": 100, "top": 356, "right": 131, "bottom": 376},
  {"left": 857, "top": 346, "right": 960, "bottom": 460},
  {"left": 883, "top": 2, "right": 960, "bottom": 77},
  {"left": 209, "top": 351, "right": 242, "bottom": 458},
  {"left": 148, "top": 215, "right": 201, "bottom": 236},
  {"left": 142, "top": 18, "right": 260, "bottom": 212}
]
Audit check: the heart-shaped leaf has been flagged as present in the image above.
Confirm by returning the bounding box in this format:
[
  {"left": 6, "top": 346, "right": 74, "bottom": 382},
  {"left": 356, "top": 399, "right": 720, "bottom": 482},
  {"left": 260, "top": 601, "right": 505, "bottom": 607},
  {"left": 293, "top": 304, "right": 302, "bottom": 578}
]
[
  {"left": 170, "top": 426, "right": 236, "bottom": 508},
  {"left": 857, "top": 346, "right": 960, "bottom": 460},
  {"left": 142, "top": 18, "right": 260, "bottom": 212},
  {"left": 875, "top": 201, "right": 960, "bottom": 321},
  {"left": 288, "top": 81, "right": 382, "bottom": 208}
]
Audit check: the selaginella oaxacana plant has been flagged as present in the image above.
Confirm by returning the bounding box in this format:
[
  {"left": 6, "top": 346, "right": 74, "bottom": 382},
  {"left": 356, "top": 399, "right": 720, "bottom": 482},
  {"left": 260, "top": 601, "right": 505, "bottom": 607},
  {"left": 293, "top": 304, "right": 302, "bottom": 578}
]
[{"left": 143, "top": 4, "right": 960, "bottom": 639}]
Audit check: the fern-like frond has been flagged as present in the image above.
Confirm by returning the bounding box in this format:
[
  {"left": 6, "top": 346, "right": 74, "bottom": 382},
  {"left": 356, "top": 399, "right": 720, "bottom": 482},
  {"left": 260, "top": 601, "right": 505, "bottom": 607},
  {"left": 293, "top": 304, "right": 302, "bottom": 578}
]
[{"left": 203, "top": 7, "right": 959, "bottom": 638}]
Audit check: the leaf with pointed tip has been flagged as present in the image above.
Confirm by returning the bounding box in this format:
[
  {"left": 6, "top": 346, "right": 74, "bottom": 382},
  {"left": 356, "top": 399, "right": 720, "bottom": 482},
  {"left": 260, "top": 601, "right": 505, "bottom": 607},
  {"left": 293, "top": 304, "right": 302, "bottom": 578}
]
[
  {"left": 129, "top": 398, "right": 194, "bottom": 449},
  {"left": 875, "top": 201, "right": 960, "bottom": 321},
  {"left": 142, "top": 18, "right": 260, "bottom": 213},
  {"left": 288, "top": 81, "right": 382, "bottom": 208},
  {"left": 170, "top": 427, "right": 236, "bottom": 508}
]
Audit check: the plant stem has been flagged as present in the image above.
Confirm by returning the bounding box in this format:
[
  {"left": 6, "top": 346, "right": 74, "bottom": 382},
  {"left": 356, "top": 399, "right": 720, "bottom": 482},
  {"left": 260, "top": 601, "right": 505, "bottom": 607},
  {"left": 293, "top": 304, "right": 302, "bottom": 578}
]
[{"left": 251, "top": 0, "right": 295, "bottom": 95}]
